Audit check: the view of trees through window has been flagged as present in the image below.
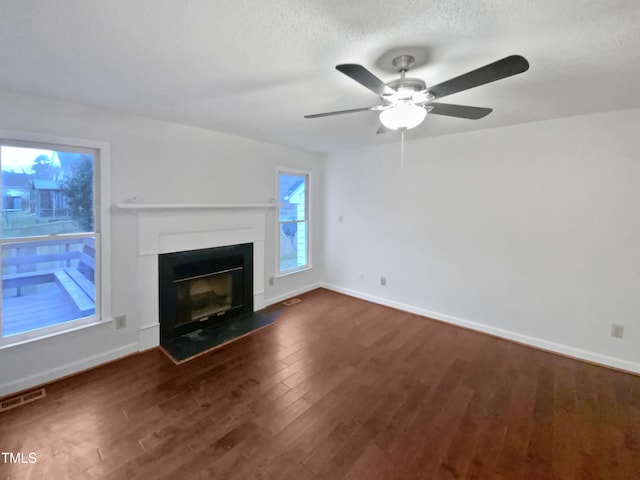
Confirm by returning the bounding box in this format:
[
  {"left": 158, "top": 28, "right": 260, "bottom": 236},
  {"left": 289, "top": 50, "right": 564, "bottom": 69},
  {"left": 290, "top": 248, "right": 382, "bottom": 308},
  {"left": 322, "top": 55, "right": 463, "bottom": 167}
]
[
  {"left": 1, "top": 144, "right": 97, "bottom": 339},
  {"left": 2, "top": 147, "right": 93, "bottom": 237}
]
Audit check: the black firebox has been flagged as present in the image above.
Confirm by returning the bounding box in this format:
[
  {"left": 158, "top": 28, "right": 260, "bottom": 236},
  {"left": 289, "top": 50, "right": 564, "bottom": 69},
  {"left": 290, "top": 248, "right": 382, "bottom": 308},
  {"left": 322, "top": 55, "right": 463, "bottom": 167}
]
[{"left": 158, "top": 243, "right": 253, "bottom": 342}]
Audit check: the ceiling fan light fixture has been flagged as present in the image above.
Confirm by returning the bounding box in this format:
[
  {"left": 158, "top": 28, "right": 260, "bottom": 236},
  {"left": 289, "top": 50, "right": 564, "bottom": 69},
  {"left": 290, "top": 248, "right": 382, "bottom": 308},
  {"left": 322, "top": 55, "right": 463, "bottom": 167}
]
[{"left": 379, "top": 103, "right": 427, "bottom": 130}]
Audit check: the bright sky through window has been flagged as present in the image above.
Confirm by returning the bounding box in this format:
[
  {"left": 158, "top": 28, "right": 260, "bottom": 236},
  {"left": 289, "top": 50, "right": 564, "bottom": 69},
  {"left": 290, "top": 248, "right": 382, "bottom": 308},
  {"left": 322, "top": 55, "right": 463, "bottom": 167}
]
[{"left": 1, "top": 146, "right": 56, "bottom": 173}]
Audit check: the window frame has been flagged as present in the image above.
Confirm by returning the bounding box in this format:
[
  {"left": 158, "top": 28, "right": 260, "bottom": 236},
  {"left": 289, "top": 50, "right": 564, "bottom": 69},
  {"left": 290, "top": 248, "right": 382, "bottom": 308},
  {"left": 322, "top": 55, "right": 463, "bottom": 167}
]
[
  {"left": 0, "top": 130, "right": 111, "bottom": 347},
  {"left": 276, "top": 167, "right": 311, "bottom": 277}
]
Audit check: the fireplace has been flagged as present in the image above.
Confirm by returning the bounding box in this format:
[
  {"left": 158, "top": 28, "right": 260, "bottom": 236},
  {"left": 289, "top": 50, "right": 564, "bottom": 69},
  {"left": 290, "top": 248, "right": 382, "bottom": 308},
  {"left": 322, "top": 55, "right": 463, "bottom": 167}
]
[{"left": 158, "top": 243, "right": 253, "bottom": 342}]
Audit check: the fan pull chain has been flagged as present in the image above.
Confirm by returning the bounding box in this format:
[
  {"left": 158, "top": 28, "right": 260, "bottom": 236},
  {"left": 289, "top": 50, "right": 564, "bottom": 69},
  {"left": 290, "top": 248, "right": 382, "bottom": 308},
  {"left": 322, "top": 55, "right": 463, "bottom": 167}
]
[{"left": 400, "top": 129, "right": 405, "bottom": 171}]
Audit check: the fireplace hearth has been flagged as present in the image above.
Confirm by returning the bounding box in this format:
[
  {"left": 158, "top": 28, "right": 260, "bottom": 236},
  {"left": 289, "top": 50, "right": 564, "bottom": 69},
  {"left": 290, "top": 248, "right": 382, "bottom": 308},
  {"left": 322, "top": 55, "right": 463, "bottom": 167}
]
[{"left": 159, "top": 243, "right": 253, "bottom": 342}]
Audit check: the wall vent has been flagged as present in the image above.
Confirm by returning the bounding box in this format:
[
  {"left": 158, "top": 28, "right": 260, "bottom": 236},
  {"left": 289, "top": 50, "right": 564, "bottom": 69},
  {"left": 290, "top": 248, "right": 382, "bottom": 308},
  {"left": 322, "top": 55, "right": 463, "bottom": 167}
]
[
  {"left": 0, "top": 388, "right": 46, "bottom": 413},
  {"left": 283, "top": 298, "right": 301, "bottom": 306}
]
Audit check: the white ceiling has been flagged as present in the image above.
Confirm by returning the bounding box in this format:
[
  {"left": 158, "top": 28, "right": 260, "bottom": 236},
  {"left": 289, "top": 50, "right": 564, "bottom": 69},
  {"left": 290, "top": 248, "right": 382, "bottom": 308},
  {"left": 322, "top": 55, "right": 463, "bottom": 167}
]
[{"left": 0, "top": 1, "right": 639, "bottom": 153}]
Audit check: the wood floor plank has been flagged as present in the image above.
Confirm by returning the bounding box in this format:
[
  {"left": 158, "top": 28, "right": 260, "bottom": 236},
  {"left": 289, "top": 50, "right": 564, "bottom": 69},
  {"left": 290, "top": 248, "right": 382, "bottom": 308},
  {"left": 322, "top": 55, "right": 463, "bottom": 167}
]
[{"left": 1, "top": 288, "right": 639, "bottom": 479}]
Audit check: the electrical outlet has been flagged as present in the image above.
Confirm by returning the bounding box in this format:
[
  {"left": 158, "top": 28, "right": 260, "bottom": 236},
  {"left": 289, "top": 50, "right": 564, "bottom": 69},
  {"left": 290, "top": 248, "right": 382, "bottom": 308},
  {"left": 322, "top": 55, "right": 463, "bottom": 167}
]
[
  {"left": 115, "top": 315, "right": 126, "bottom": 329},
  {"left": 380, "top": 277, "right": 386, "bottom": 286},
  {"left": 268, "top": 276, "right": 274, "bottom": 286},
  {"left": 339, "top": 215, "right": 343, "bottom": 223},
  {"left": 357, "top": 272, "right": 364, "bottom": 280},
  {"left": 611, "top": 324, "right": 624, "bottom": 339}
]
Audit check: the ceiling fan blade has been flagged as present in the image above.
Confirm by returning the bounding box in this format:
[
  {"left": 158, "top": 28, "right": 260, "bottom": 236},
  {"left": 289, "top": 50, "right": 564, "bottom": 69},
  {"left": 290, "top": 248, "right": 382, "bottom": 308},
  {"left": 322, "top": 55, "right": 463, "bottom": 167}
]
[
  {"left": 428, "top": 103, "right": 493, "bottom": 119},
  {"left": 376, "top": 124, "right": 391, "bottom": 134},
  {"left": 428, "top": 55, "right": 529, "bottom": 100},
  {"left": 304, "top": 106, "right": 380, "bottom": 118},
  {"left": 336, "top": 64, "right": 397, "bottom": 97}
]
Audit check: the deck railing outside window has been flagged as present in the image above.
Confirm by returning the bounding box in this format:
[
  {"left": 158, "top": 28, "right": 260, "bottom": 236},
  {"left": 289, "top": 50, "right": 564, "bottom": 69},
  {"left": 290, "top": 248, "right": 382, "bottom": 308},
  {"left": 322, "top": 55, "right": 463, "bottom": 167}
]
[{"left": 1, "top": 236, "right": 96, "bottom": 336}]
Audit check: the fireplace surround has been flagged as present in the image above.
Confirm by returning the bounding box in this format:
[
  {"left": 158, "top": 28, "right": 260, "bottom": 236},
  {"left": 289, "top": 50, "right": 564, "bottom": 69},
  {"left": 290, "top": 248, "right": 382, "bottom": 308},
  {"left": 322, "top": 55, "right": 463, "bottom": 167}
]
[
  {"left": 158, "top": 243, "right": 253, "bottom": 341},
  {"left": 124, "top": 205, "right": 269, "bottom": 351}
]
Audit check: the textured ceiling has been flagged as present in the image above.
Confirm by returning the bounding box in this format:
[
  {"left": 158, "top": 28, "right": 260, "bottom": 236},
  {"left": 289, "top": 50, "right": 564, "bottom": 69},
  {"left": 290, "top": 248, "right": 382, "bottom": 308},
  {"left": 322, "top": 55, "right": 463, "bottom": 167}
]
[{"left": 0, "top": 1, "right": 639, "bottom": 152}]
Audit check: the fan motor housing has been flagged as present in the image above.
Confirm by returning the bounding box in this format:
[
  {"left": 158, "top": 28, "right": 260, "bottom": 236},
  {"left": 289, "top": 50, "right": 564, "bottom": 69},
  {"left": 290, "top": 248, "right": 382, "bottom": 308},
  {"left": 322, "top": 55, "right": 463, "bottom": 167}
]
[{"left": 387, "top": 77, "right": 426, "bottom": 93}]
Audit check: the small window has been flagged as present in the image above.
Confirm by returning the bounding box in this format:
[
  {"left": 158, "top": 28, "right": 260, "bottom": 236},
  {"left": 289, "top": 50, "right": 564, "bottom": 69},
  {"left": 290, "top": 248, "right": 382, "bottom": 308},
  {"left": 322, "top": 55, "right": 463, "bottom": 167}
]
[
  {"left": 277, "top": 170, "right": 310, "bottom": 275},
  {"left": 0, "top": 140, "right": 102, "bottom": 343}
]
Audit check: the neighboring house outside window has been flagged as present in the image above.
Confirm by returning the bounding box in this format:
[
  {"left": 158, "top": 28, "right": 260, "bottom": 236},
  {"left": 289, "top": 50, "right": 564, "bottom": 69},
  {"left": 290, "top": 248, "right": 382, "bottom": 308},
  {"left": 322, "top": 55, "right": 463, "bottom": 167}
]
[
  {"left": 277, "top": 169, "right": 310, "bottom": 275},
  {"left": 0, "top": 135, "right": 109, "bottom": 345}
]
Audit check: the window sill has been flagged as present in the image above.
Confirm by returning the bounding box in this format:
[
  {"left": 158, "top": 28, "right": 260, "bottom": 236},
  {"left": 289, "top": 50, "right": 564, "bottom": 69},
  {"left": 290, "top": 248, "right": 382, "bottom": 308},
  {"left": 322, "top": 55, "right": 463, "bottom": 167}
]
[
  {"left": 0, "top": 317, "right": 109, "bottom": 350},
  {"left": 275, "top": 265, "right": 313, "bottom": 278}
]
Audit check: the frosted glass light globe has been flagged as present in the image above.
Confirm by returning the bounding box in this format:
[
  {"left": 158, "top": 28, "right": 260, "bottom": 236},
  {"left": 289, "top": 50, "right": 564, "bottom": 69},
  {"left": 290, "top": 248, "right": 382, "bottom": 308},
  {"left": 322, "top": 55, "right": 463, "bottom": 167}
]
[{"left": 379, "top": 103, "right": 427, "bottom": 130}]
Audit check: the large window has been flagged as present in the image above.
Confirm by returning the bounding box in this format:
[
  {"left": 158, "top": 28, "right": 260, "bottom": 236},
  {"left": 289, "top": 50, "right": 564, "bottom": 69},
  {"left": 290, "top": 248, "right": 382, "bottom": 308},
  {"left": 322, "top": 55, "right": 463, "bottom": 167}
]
[
  {"left": 0, "top": 138, "right": 104, "bottom": 344},
  {"left": 278, "top": 170, "right": 310, "bottom": 275}
]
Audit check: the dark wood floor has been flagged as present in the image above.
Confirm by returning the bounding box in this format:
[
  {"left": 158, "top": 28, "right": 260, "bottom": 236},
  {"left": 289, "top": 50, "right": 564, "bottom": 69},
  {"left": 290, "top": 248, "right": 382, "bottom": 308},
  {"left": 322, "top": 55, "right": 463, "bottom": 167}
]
[{"left": 1, "top": 288, "right": 639, "bottom": 479}]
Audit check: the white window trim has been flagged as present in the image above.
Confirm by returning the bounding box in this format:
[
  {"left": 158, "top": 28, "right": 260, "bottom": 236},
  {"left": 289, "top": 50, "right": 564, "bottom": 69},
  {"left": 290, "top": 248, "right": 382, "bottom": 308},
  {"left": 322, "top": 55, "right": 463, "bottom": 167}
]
[
  {"left": 0, "top": 129, "right": 111, "bottom": 348},
  {"left": 276, "top": 167, "right": 311, "bottom": 277}
]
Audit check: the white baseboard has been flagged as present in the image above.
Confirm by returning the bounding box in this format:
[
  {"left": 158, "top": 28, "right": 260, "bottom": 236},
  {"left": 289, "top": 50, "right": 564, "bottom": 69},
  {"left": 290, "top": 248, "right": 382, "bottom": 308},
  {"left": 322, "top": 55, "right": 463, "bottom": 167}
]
[
  {"left": 321, "top": 283, "right": 640, "bottom": 375},
  {"left": 264, "top": 282, "right": 321, "bottom": 307},
  {"left": 0, "top": 342, "right": 139, "bottom": 397}
]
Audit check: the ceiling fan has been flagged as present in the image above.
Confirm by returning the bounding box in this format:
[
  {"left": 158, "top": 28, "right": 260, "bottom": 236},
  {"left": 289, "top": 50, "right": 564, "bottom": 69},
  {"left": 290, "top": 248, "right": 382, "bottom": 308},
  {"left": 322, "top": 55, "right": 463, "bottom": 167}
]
[{"left": 305, "top": 54, "right": 530, "bottom": 133}]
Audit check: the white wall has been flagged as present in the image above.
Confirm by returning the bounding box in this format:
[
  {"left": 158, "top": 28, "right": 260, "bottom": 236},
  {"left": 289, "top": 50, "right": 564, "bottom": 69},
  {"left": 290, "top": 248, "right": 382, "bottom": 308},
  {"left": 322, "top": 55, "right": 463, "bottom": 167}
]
[
  {"left": 2, "top": 87, "right": 637, "bottom": 395},
  {"left": 323, "top": 109, "right": 640, "bottom": 372},
  {"left": 0, "top": 89, "right": 323, "bottom": 395}
]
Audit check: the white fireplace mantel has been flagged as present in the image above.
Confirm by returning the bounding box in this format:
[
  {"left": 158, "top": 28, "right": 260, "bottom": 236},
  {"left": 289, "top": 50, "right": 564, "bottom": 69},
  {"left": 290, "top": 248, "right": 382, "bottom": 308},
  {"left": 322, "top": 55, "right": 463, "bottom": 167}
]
[
  {"left": 128, "top": 206, "right": 269, "bottom": 351},
  {"left": 116, "top": 202, "right": 278, "bottom": 210}
]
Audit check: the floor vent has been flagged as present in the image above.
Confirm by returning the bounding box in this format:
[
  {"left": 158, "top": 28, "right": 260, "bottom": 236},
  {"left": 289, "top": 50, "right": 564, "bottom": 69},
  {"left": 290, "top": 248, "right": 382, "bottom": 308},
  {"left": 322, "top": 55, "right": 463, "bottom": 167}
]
[
  {"left": 283, "top": 298, "right": 301, "bottom": 306},
  {"left": 0, "top": 388, "right": 46, "bottom": 413}
]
